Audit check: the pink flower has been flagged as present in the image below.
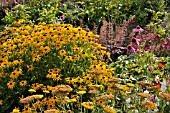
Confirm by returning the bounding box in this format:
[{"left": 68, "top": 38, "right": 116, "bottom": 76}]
[
  {"left": 133, "top": 26, "right": 144, "bottom": 33},
  {"left": 146, "top": 33, "right": 155, "bottom": 38},
  {"left": 150, "top": 95, "right": 154, "bottom": 102},
  {"left": 14, "top": 0, "right": 19, "bottom": 5},
  {"left": 131, "top": 37, "right": 140, "bottom": 46},
  {"left": 127, "top": 44, "right": 136, "bottom": 54},
  {"left": 59, "top": 15, "right": 65, "bottom": 21},
  {"left": 144, "top": 44, "right": 150, "bottom": 51},
  {"left": 154, "top": 36, "right": 161, "bottom": 41}
]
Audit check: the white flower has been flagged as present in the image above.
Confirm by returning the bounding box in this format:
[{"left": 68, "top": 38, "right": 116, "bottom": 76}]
[
  {"left": 144, "top": 90, "right": 149, "bottom": 94},
  {"left": 65, "top": 96, "right": 69, "bottom": 100},
  {"left": 134, "top": 109, "right": 139, "bottom": 113},
  {"left": 161, "top": 81, "right": 167, "bottom": 92},
  {"left": 154, "top": 108, "right": 159, "bottom": 112},
  {"left": 155, "top": 76, "right": 160, "bottom": 83},
  {"left": 126, "top": 98, "right": 131, "bottom": 103}
]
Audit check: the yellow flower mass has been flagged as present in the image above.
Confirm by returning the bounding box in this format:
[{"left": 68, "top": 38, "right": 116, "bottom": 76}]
[
  {"left": 82, "top": 102, "right": 94, "bottom": 110},
  {"left": 0, "top": 22, "right": 115, "bottom": 113}
]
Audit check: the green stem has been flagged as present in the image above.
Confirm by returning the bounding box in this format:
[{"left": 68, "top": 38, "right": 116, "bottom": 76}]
[{"left": 80, "top": 95, "right": 83, "bottom": 113}]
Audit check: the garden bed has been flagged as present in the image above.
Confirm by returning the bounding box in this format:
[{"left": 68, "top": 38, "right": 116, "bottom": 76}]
[{"left": 0, "top": 0, "right": 170, "bottom": 113}]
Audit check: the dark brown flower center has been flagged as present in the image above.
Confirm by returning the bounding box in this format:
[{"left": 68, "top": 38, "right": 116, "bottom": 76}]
[{"left": 132, "top": 38, "right": 136, "bottom": 43}]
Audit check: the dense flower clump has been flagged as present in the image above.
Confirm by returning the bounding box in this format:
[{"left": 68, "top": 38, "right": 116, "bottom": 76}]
[
  {"left": 0, "top": 22, "right": 115, "bottom": 112},
  {"left": 0, "top": 21, "right": 170, "bottom": 113}
]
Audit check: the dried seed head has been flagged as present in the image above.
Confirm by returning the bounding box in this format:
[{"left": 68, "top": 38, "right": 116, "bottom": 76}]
[
  {"left": 20, "top": 96, "right": 33, "bottom": 104},
  {"left": 108, "top": 78, "right": 121, "bottom": 83},
  {"left": 96, "top": 94, "right": 114, "bottom": 101},
  {"left": 88, "top": 89, "right": 100, "bottom": 94},
  {"left": 137, "top": 81, "right": 151, "bottom": 86}
]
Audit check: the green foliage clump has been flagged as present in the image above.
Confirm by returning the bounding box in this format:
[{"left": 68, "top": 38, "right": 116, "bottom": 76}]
[{"left": 2, "top": 4, "right": 31, "bottom": 25}]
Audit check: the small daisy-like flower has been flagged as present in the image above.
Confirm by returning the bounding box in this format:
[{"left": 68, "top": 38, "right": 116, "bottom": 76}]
[
  {"left": 10, "top": 71, "right": 19, "bottom": 79},
  {"left": 78, "top": 85, "right": 87, "bottom": 91},
  {"left": 47, "top": 103, "right": 55, "bottom": 110},
  {"left": 0, "top": 99, "right": 3, "bottom": 105},
  {"left": 127, "top": 44, "right": 136, "bottom": 54},
  {"left": 27, "top": 65, "right": 34, "bottom": 71},
  {"left": 59, "top": 49, "right": 66, "bottom": 56},
  {"left": 32, "top": 55, "right": 41, "bottom": 62},
  {"left": 64, "top": 56, "right": 73, "bottom": 61},
  {"left": 19, "top": 80, "right": 27, "bottom": 87},
  {"left": 7, "top": 80, "right": 15, "bottom": 89},
  {"left": 131, "top": 37, "right": 140, "bottom": 46}
]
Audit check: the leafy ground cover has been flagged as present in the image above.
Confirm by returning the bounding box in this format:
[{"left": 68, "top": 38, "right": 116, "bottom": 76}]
[{"left": 0, "top": 0, "right": 170, "bottom": 113}]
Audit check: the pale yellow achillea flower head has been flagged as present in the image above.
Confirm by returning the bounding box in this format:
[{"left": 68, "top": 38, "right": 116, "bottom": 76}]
[
  {"left": 28, "top": 89, "right": 36, "bottom": 93},
  {"left": 66, "top": 98, "right": 77, "bottom": 103},
  {"left": 77, "top": 91, "right": 86, "bottom": 95},
  {"left": 12, "top": 108, "right": 20, "bottom": 113}
]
